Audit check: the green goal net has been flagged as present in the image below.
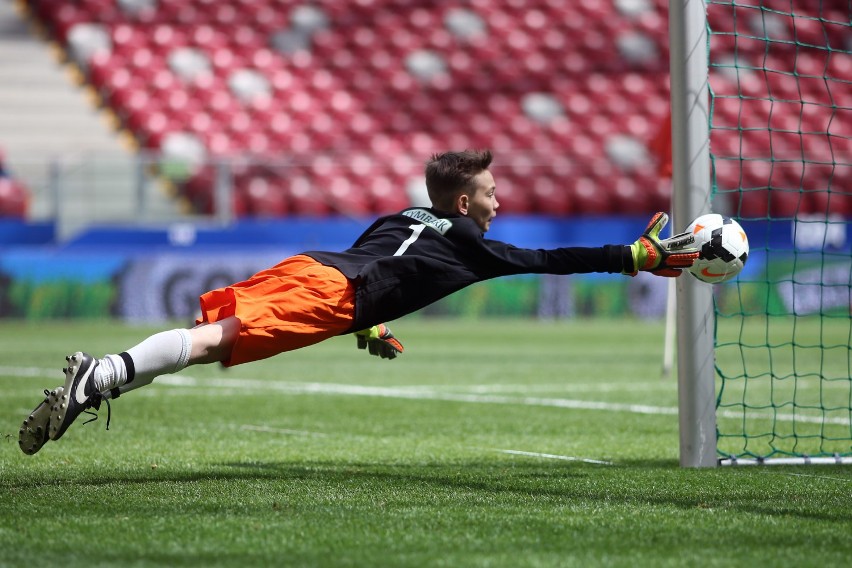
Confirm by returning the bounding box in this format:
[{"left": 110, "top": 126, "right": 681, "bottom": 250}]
[{"left": 706, "top": 0, "right": 852, "bottom": 464}]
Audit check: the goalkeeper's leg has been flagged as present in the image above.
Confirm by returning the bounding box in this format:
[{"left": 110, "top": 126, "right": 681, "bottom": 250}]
[
  {"left": 20, "top": 318, "right": 239, "bottom": 454},
  {"left": 101, "top": 317, "right": 240, "bottom": 398}
]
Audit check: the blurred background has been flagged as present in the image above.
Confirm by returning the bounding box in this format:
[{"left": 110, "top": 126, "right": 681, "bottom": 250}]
[
  {"left": 1, "top": 0, "right": 676, "bottom": 227},
  {"left": 0, "top": 0, "right": 847, "bottom": 321}
]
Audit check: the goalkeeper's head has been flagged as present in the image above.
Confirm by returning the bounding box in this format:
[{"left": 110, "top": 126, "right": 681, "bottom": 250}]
[{"left": 425, "top": 149, "right": 499, "bottom": 232}]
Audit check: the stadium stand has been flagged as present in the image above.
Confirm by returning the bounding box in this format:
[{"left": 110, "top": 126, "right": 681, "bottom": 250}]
[
  {"left": 19, "top": 0, "right": 851, "bottom": 218},
  {"left": 0, "top": 2, "right": 125, "bottom": 160},
  {"left": 0, "top": 0, "right": 181, "bottom": 232}
]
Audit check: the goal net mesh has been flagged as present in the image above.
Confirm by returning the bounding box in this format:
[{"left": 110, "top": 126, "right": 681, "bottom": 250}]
[{"left": 707, "top": 0, "right": 852, "bottom": 460}]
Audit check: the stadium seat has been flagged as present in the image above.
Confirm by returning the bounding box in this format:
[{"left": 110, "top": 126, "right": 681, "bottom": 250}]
[
  {"left": 182, "top": 167, "right": 216, "bottom": 214},
  {"left": 0, "top": 178, "right": 29, "bottom": 218},
  {"left": 530, "top": 176, "right": 572, "bottom": 215},
  {"left": 767, "top": 190, "right": 802, "bottom": 218},
  {"left": 735, "top": 189, "right": 772, "bottom": 218},
  {"left": 287, "top": 175, "right": 331, "bottom": 216},
  {"left": 366, "top": 173, "right": 410, "bottom": 214},
  {"left": 571, "top": 177, "right": 615, "bottom": 215},
  {"left": 238, "top": 175, "right": 289, "bottom": 216}
]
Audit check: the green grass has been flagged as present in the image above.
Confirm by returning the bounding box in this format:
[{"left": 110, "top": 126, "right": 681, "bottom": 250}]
[{"left": 1, "top": 318, "right": 851, "bottom": 567}]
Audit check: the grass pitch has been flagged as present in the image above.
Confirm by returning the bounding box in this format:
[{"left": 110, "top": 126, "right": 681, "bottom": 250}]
[{"left": 1, "top": 318, "right": 850, "bottom": 567}]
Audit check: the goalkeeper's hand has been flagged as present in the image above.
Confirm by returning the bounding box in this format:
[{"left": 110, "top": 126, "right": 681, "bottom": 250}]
[
  {"left": 355, "top": 323, "right": 404, "bottom": 359},
  {"left": 625, "top": 212, "right": 700, "bottom": 277}
]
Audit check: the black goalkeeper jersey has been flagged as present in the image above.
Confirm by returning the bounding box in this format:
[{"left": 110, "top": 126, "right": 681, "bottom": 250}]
[{"left": 304, "top": 207, "right": 630, "bottom": 331}]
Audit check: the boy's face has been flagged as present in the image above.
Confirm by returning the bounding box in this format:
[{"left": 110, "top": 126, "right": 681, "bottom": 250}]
[{"left": 463, "top": 169, "right": 499, "bottom": 232}]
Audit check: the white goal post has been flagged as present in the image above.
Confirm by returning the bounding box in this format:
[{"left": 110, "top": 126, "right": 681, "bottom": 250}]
[{"left": 669, "top": 0, "right": 717, "bottom": 468}]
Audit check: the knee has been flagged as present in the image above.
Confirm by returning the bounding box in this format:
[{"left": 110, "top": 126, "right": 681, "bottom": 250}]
[{"left": 189, "top": 317, "right": 239, "bottom": 364}]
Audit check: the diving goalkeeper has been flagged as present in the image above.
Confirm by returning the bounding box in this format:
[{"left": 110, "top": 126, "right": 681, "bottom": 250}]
[{"left": 19, "top": 149, "right": 698, "bottom": 455}]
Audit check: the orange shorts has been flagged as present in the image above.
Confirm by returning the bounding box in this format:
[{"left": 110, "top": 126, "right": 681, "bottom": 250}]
[{"left": 197, "top": 255, "right": 355, "bottom": 367}]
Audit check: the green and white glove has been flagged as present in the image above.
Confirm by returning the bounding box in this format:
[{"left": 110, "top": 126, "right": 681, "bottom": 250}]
[
  {"left": 355, "top": 324, "right": 404, "bottom": 359},
  {"left": 625, "top": 212, "right": 700, "bottom": 277}
]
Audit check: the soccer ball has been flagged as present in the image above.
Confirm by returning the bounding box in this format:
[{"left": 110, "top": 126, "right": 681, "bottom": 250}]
[{"left": 685, "top": 214, "right": 749, "bottom": 284}]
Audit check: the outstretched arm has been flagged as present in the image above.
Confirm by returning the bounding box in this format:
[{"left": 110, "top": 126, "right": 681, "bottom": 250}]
[{"left": 476, "top": 214, "right": 696, "bottom": 278}]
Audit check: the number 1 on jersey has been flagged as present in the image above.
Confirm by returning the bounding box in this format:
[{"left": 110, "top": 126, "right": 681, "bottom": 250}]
[{"left": 394, "top": 224, "right": 426, "bottom": 256}]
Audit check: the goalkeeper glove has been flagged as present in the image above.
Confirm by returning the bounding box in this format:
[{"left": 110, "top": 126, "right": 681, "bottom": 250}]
[
  {"left": 626, "top": 212, "right": 700, "bottom": 277},
  {"left": 355, "top": 323, "right": 404, "bottom": 359}
]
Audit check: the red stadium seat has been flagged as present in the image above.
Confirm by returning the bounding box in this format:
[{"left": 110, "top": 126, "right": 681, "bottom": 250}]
[
  {"left": 735, "top": 189, "right": 771, "bottom": 219},
  {"left": 150, "top": 24, "right": 189, "bottom": 55},
  {"left": 239, "top": 175, "right": 289, "bottom": 217},
  {"left": 0, "top": 178, "right": 29, "bottom": 218},
  {"left": 361, "top": 172, "right": 408, "bottom": 215},
  {"left": 110, "top": 24, "right": 146, "bottom": 55},
  {"left": 123, "top": 94, "right": 165, "bottom": 134},
  {"left": 287, "top": 176, "right": 331, "bottom": 215},
  {"left": 190, "top": 25, "right": 229, "bottom": 51},
  {"left": 530, "top": 176, "right": 572, "bottom": 215},
  {"left": 181, "top": 167, "right": 215, "bottom": 214},
  {"left": 571, "top": 177, "right": 615, "bottom": 215},
  {"left": 767, "top": 190, "right": 802, "bottom": 217}
]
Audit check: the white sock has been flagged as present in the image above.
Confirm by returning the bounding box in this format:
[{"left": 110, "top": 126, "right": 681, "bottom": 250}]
[
  {"left": 96, "top": 329, "right": 192, "bottom": 398},
  {"left": 93, "top": 354, "right": 128, "bottom": 392}
]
